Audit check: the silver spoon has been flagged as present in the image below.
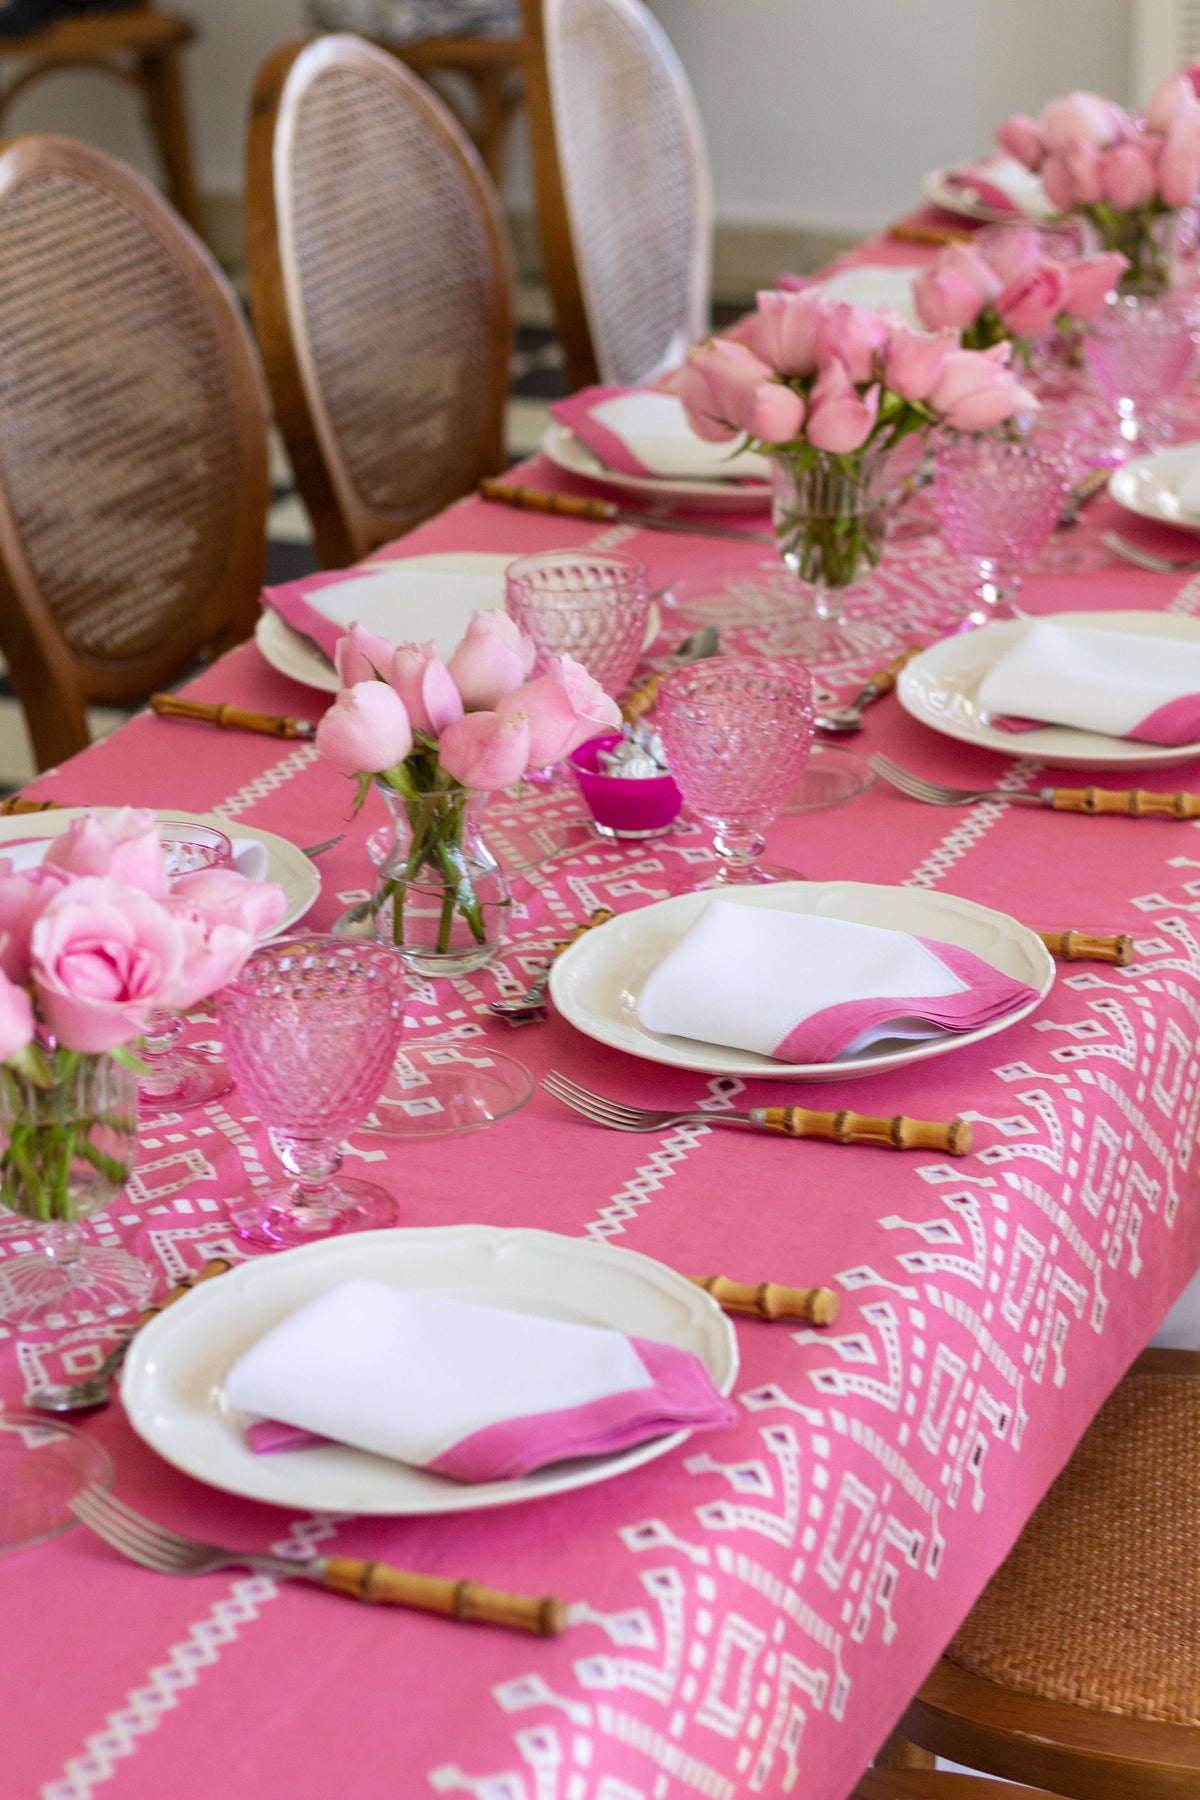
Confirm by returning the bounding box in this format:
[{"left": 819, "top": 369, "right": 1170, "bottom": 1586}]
[
  {"left": 488, "top": 907, "right": 615, "bottom": 1022},
  {"left": 816, "top": 645, "right": 922, "bottom": 733},
  {"left": 28, "top": 1258, "right": 233, "bottom": 1414}
]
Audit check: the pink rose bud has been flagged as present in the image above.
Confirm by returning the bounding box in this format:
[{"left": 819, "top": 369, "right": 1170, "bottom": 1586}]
[
  {"left": 334, "top": 621, "right": 396, "bottom": 688},
  {"left": 437, "top": 709, "right": 532, "bottom": 790},
  {"left": 1060, "top": 139, "right": 1105, "bottom": 205},
  {"left": 1187, "top": 62, "right": 1200, "bottom": 100},
  {"left": 975, "top": 223, "right": 1043, "bottom": 286},
  {"left": 315, "top": 681, "right": 413, "bottom": 775},
  {"left": 746, "top": 379, "right": 805, "bottom": 442},
  {"left": 167, "top": 867, "right": 288, "bottom": 940},
  {"left": 805, "top": 361, "right": 880, "bottom": 454},
  {"left": 1159, "top": 109, "right": 1200, "bottom": 207},
  {"left": 1061, "top": 252, "right": 1128, "bottom": 319},
  {"left": 911, "top": 261, "right": 989, "bottom": 332},
  {"left": 497, "top": 654, "right": 622, "bottom": 767},
  {"left": 1144, "top": 73, "right": 1198, "bottom": 134},
  {"left": 1039, "top": 151, "right": 1078, "bottom": 215},
  {"left": 0, "top": 969, "right": 34, "bottom": 1064},
  {"left": 0, "top": 863, "right": 69, "bottom": 985},
  {"left": 929, "top": 348, "right": 1038, "bottom": 431},
  {"left": 1100, "top": 140, "right": 1157, "bottom": 210},
  {"left": 447, "top": 610, "right": 536, "bottom": 710},
  {"left": 42, "top": 808, "right": 167, "bottom": 898},
  {"left": 677, "top": 338, "right": 776, "bottom": 440},
  {"left": 813, "top": 301, "right": 887, "bottom": 384},
  {"left": 884, "top": 326, "right": 955, "bottom": 402},
  {"left": 996, "top": 113, "right": 1045, "bottom": 170},
  {"left": 751, "top": 287, "right": 828, "bottom": 377},
  {"left": 1040, "top": 91, "right": 1128, "bottom": 152},
  {"left": 162, "top": 912, "right": 257, "bottom": 1014},
  {"left": 30, "top": 877, "right": 187, "bottom": 1053},
  {"left": 995, "top": 258, "right": 1070, "bottom": 337},
  {"left": 388, "top": 641, "right": 464, "bottom": 736}
]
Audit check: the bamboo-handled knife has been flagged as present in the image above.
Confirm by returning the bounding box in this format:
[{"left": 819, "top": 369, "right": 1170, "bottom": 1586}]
[{"left": 478, "top": 478, "right": 774, "bottom": 544}]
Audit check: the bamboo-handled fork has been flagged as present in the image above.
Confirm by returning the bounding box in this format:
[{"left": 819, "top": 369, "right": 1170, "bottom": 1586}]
[{"left": 867, "top": 752, "right": 1200, "bottom": 818}]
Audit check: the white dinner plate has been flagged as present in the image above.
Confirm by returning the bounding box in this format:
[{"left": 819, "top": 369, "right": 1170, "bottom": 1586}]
[
  {"left": 257, "top": 551, "right": 661, "bottom": 695},
  {"left": 923, "top": 158, "right": 1055, "bottom": 224},
  {"left": 1108, "top": 443, "right": 1200, "bottom": 536},
  {"left": 121, "top": 1226, "right": 738, "bottom": 1515},
  {"left": 549, "top": 881, "right": 1053, "bottom": 1083},
  {"left": 898, "top": 611, "right": 1200, "bottom": 770},
  {"left": 541, "top": 420, "right": 772, "bottom": 511},
  {"left": 0, "top": 809, "right": 319, "bottom": 933}
]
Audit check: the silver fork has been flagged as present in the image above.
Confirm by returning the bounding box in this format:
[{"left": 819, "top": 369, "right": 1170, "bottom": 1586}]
[
  {"left": 68, "top": 1486, "right": 565, "bottom": 1633},
  {"left": 867, "top": 753, "right": 1050, "bottom": 809},
  {"left": 543, "top": 1070, "right": 771, "bottom": 1133}
]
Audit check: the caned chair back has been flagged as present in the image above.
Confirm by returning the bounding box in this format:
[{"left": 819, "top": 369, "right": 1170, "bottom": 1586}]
[
  {"left": 246, "top": 34, "right": 513, "bottom": 569},
  {"left": 0, "top": 134, "right": 269, "bottom": 771},
  {"left": 521, "top": 0, "right": 711, "bottom": 390}
]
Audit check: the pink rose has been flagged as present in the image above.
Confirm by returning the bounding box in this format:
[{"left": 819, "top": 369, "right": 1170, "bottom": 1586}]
[
  {"left": 929, "top": 347, "right": 1038, "bottom": 431},
  {"left": 334, "top": 622, "right": 396, "bottom": 688},
  {"left": 884, "top": 327, "right": 955, "bottom": 402},
  {"left": 996, "top": 113, "right": 1045, "bottom": 171},
  {"left": 1144, "top": 73, "right": 1198, "bottom": 134},
  {"left": 437, "top": 710, "right": 531, "bottom": 790},
  {"left": 388, "top": 641, "right": 463, "bottom": 736},
  {"left": 995, "top": 258, "right": 1070, "bottom": 337},
  {"left": 976, "top": 223, "right": 1043, "bottom": 285},
  {"left": 912, "top": 263, "right": 988, "bottom": 331},
  {"left": 42, "top": 808, "right": 166, "bottom": 898},
  {"left": 1100, "top": 140, "right": 1158, "bottom": 209},
  {"left": 497, "top": 655, "right": 622, "bottom": 767},
  {"left": 315, "top": 681, "right": 413, "bottom": 775},
  {"left": 1040, "top": 91, "right": 1127, "bottom": 152},
  {"left": 0, "top": 969, "right": 34, "bottom": 1064},
  {"left": 751, "top": 287, "right": 828, "bottom": 377},
  {"left": 746, "top": 379, "right": 805, "bottom": 443},
  {"left": 161, "top": 913, "right": 256, "bottom": 1013},
  {"left": 1159, "top": 109, "right": 1200, "bottom": 208},
  {"left": 814, "top": 301, "right": 887, "bottom": 384},
  {"left": 805, "top": 360, "right": 879, "bottom": 453},
  {"left": 1060, "top": 139, "right": 1105, "bottom": 205},
  {"left": 0, "top": 863, "right": 70, "bottom": 984},
  {"left": 1039, "top": 152, "right": 1079, "bottom": 215},
  {"left": 677, "top": 339, "right": 776, "bottom": 441},
  {"left": 1061, "top": 252, "right": 1128, "bottom": 319},
  {"left": 446, "top": 610, "right": 535, "bottom": 710},
  {"left": 30, "top": 877, "right": 186, "bottom": 1052},
  {"left": 167, "top": 867, "right": 288, "bottom": 940}
]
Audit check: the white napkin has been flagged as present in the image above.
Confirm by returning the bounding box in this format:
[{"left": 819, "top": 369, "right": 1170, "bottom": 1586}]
[
  {"left": 940, "top": 154, "right": 1055, "bottom": 221},
  {"left": 636, "top": 900, "right": 1038, "bottom": 1063},
  {"left": 225, "top": 1278, "right": 735, "bottom": 1483},
  {"left": 551, "top": 388, "right": 770, "bottom": 482},
  {"left": 817, "top": 267, "right": 918, "bottom": 324},
  {"left": 263, "top": 565, "right": 504, "bottom": 662},
  {"left": 977, "top": 619, "right": 1200, "bottom": 745}
]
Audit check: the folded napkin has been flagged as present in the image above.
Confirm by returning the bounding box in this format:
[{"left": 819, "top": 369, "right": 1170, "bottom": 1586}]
[
  {"left": 940, "top": 153, "right": 1053, "bottom": 220},
  {"left": 551, "top": 387, "right": 770, "bottom": 483},
  {"left": 263, "top": 564, "right": 503, "bottom": 662},
  {"left": 636, "top": 899, "right": 1038, "bottom": 1063},
  {"left": 977, "top": 619, "right": 1200, "bottom": 745},
  {"left": 225, "top": 1278, "right": 735, "bottom": 1483}
]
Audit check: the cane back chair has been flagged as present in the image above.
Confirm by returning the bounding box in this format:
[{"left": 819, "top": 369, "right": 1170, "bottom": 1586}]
[
  {"left": 245, "top": 33, "right": 514, "bottom": 570},
  {"left": 520, "top": 0, "right": 711, "bottom": 391},
  {"left": 0, "top": 134, "right": 269, "bottom": 771}
]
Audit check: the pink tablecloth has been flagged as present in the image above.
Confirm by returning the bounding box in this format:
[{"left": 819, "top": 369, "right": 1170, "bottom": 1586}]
[{"left": 8, "top": 330, "right": 1200, "bottom": 1800}]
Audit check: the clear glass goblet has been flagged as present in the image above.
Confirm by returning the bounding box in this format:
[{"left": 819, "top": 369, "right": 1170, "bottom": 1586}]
[
  {"left": 933, "top": 422, "right": 1072, "bottom": 624},
  {"left": 1083, "top": 285, "right": 1194, "bottom": 460},
  {"left": 212, "top": 935, "right": 404, "bottom": 1250},
  {"left": 656, "top": 655, "right": 815, "bottom": 889},
  {"left": 139, "top": 821, "right": 235, "bottom": 1112}
]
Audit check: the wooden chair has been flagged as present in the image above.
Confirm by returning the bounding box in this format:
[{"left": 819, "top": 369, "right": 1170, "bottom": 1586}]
[
  {"left": 520, "top": 0, "right": 711, "bottom": 391},
  {"left": 245, "top": 34, "right": 513, "bottom": 569},
  {"left": 0, "top": 134, "right": 269, "bottom": 771},
  {"left": 891, "top": 1348, "right": 1200, "bottom": 1797},
  {"left": 0, "top": 4, "right": 203, "bottom": 234},
  {"left": 854, "top": 1775, "right": 1061, "bottom": 1799}
]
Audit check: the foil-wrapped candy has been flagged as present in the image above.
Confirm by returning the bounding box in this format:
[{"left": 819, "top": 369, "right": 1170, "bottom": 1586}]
[{"left": 597, "top": 723, "right": 671, "bottom": 780}]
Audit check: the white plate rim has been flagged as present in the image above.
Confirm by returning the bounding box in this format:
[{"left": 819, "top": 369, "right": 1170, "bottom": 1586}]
[
  {"left": 0, "top": 807, "right": 319, "bottom": 933},
  {"left": 898, "top": 610, "right": 1200, "bottom": 770},
  {"left": 121, "top": 1225, "right": 738, "bottom": 1515},
  {"left": 548, "top": 880, "right": 1054, "bottom": 1083},
  {"left": 1108, "top": 443, "right": 1200, "bottom": 536},
  {"left": 922, "top": 163, "right": 1055, "bottom": 224},
  {"left": 541, "top": 420, "right": 772, "bottom": 510}
]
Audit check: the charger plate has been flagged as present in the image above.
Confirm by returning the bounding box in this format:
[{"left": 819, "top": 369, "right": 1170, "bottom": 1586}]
[
  {"left": 549, "top": 881, "right": 1053, "bottom": 1082},
  {"left": 121, "top": 1226, "right": 737, "bottom": 1515}
]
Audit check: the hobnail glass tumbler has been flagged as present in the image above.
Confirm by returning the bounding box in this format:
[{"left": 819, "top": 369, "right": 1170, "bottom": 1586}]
[
  {"left": 214, "top": 935, "right": 404, "bottom": 1249},
  {"left": 657, "top": 655, "right": 815, "bottom": 888},
  {"left": 1084, "top": 286, "right": 1194, "bottom": 457},
  {"left": 934, "top": 424, "right": 1072, "bottom": 622},
  {"left": 504, "top": 550, "right": 649, "bottom": 697}
]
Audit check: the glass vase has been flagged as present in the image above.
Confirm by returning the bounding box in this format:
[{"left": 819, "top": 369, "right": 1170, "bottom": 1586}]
[
  {"left": 0, "top": 1049, "right": 146, "bottom": 1328},
  {"left": 1083, "top": 283, "right": 1194, "bottom": 459},
  {"left": 370, "top": 781, "right": 511, "bottom": 977},
  {"left": 769, "top": 444, "right": 897, "bottom": 663}
]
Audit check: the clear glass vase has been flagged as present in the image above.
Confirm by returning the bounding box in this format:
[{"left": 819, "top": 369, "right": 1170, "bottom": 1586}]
[
  {"left": 370, "top": 781, "right": 511, "bottom": 977},
  {"left": 0, "top": 1049, "right": 146, "bottom": 1328},
  {"left": 769, "top": 444, "right": 897, "bottom": 662},
  {"left": 1083, "top": 283, "right": 1194, "bottom": 458}
]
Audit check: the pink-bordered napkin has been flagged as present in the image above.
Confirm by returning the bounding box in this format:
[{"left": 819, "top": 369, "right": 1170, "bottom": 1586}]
[
  {"left": 225, "top": 1279, "right": 735, "bottom": 1483},
  {"left": 636, "top": 900, "right": 1038, "bottom": 1063},
  {"left": 937, "top": 153, "right": 1051, "bottom": 220},
  {"left": 978, "top": 620, "right": 1200, "bottom": 746},
  {"left": 550, "top": 386, "right": 769, "bottom": 483},
  {"left": 261, "top": 564, "right": 506, "bottom": 662}
]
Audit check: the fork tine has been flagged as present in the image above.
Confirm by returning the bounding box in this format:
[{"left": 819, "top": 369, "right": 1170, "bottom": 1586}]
[
  {"left": 71, "top": 1487, "right": 196, "bottom": 1567},
  {"left": 542, "top": 1073, "right": 649, "bottom": 1125},
  {"left": 541, "top": 1086, "right": 644, "bottom": 1130},
  {"left": 866, "top": 755, "right": 960, "bottom": 803},
  {"left": 70, "top": 1495, "right": 188, "bottom": 1572}
]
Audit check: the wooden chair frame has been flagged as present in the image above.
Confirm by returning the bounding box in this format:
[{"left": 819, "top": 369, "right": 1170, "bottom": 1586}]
[
  {"left": 0, "top": 135, "right": 269, "bottom": 771},
  {"left": 245, "top": 34, "right": 514, "bottom": 570},
  {"left": 854, "top": 1773, "right": 1060, "bottom": 1799}
]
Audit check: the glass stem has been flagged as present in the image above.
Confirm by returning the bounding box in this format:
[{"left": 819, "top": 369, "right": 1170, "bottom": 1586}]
[
  {"left": 140, "top": 1009, "right": 185, "bottom": 1097},
  {"left": 40, "top": 1220, "right": 82, "bottom": 1266},
  {"left": 712, "top": 828, "right": 766, "bottom": 875},
  {"left": 271, "top": 1134, "right": 344, "bottom": 1215}
]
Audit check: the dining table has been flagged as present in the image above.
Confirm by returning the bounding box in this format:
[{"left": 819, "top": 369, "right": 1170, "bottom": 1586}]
[{"left": 7, "top": 205, "right": 1200, "bottom": 1800}]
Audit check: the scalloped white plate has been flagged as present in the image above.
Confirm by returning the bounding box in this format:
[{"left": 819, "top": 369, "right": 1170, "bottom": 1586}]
[
  {"left": 1108, "top": 443, "right": 1200, "bottom": 535},
  {"left": 541, "top": 421, "right": 772, "bottom": 511}
]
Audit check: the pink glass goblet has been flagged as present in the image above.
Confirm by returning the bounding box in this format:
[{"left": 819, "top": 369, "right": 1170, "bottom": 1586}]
[
  {"left": 656, "top": 655, "right": 815, "bottom": 889},
  {"left": 213, "top": 935, "right": 404, "bottom": 1249},
  {"left": 140, "top": 821, "right": 236, "bottom": 1112},
  {"left": 933, "top": 423, "right": 1072, "bottom": 624},
  {"left": 1083, "top": 286, "right": 1194, "bottom": 460}
]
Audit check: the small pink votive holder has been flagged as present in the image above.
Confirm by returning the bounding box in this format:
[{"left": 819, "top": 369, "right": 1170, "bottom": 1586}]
[{"left": 570, "top": 733, "right": 683, "bottom": 839}]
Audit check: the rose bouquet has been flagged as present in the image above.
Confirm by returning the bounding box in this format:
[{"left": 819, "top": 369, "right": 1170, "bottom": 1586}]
[
  {"left": 997, "top": 76, "right": 1200, "bottom": 287},
  {"left": 316, "top": 612, "right": 621, "bottom": 971},
  {"left": 912, "top": 229, "right": 1127, "bottom": 354}
]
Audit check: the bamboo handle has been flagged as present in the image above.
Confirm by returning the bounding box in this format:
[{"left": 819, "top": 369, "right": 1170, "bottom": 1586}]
[
  {"left": 0, "top": 795, "right": 61, "bottom": 814},
  {"left": 1047, "top": 787, "right": 1200, "bottom": 818},
  {"left": 566, "top": 906, "right": 615, "bottom": 944},
  {"left": 757, "top": 1107, "right": 973, "bottom": 1155},
  {"left": 322, "top": 1558, "right": 567, "bottom": 1635},
  {"left": 478, "top": 478, "right": 617, "bottom": 522},
  {"left": 621, "top": 670, "right": 661, "bottom": 724},
  {"left": 132, "top": 1257, "right": 233, "bottom": 1332},
  {"left": 888, "top": 222, "right": 972, "bottom": 246},
  {"left": 151, "top": 693, "right": 306, "bottom": 739},
  {"left": 690, "top": 1274, "right": 839, "bottom": 1325},
  {"left": 868, "top": 645, "right": 923, "bottom": 698},
  {"left": 1036, "top": 929, "right": 1133, "bottom": 966}
]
